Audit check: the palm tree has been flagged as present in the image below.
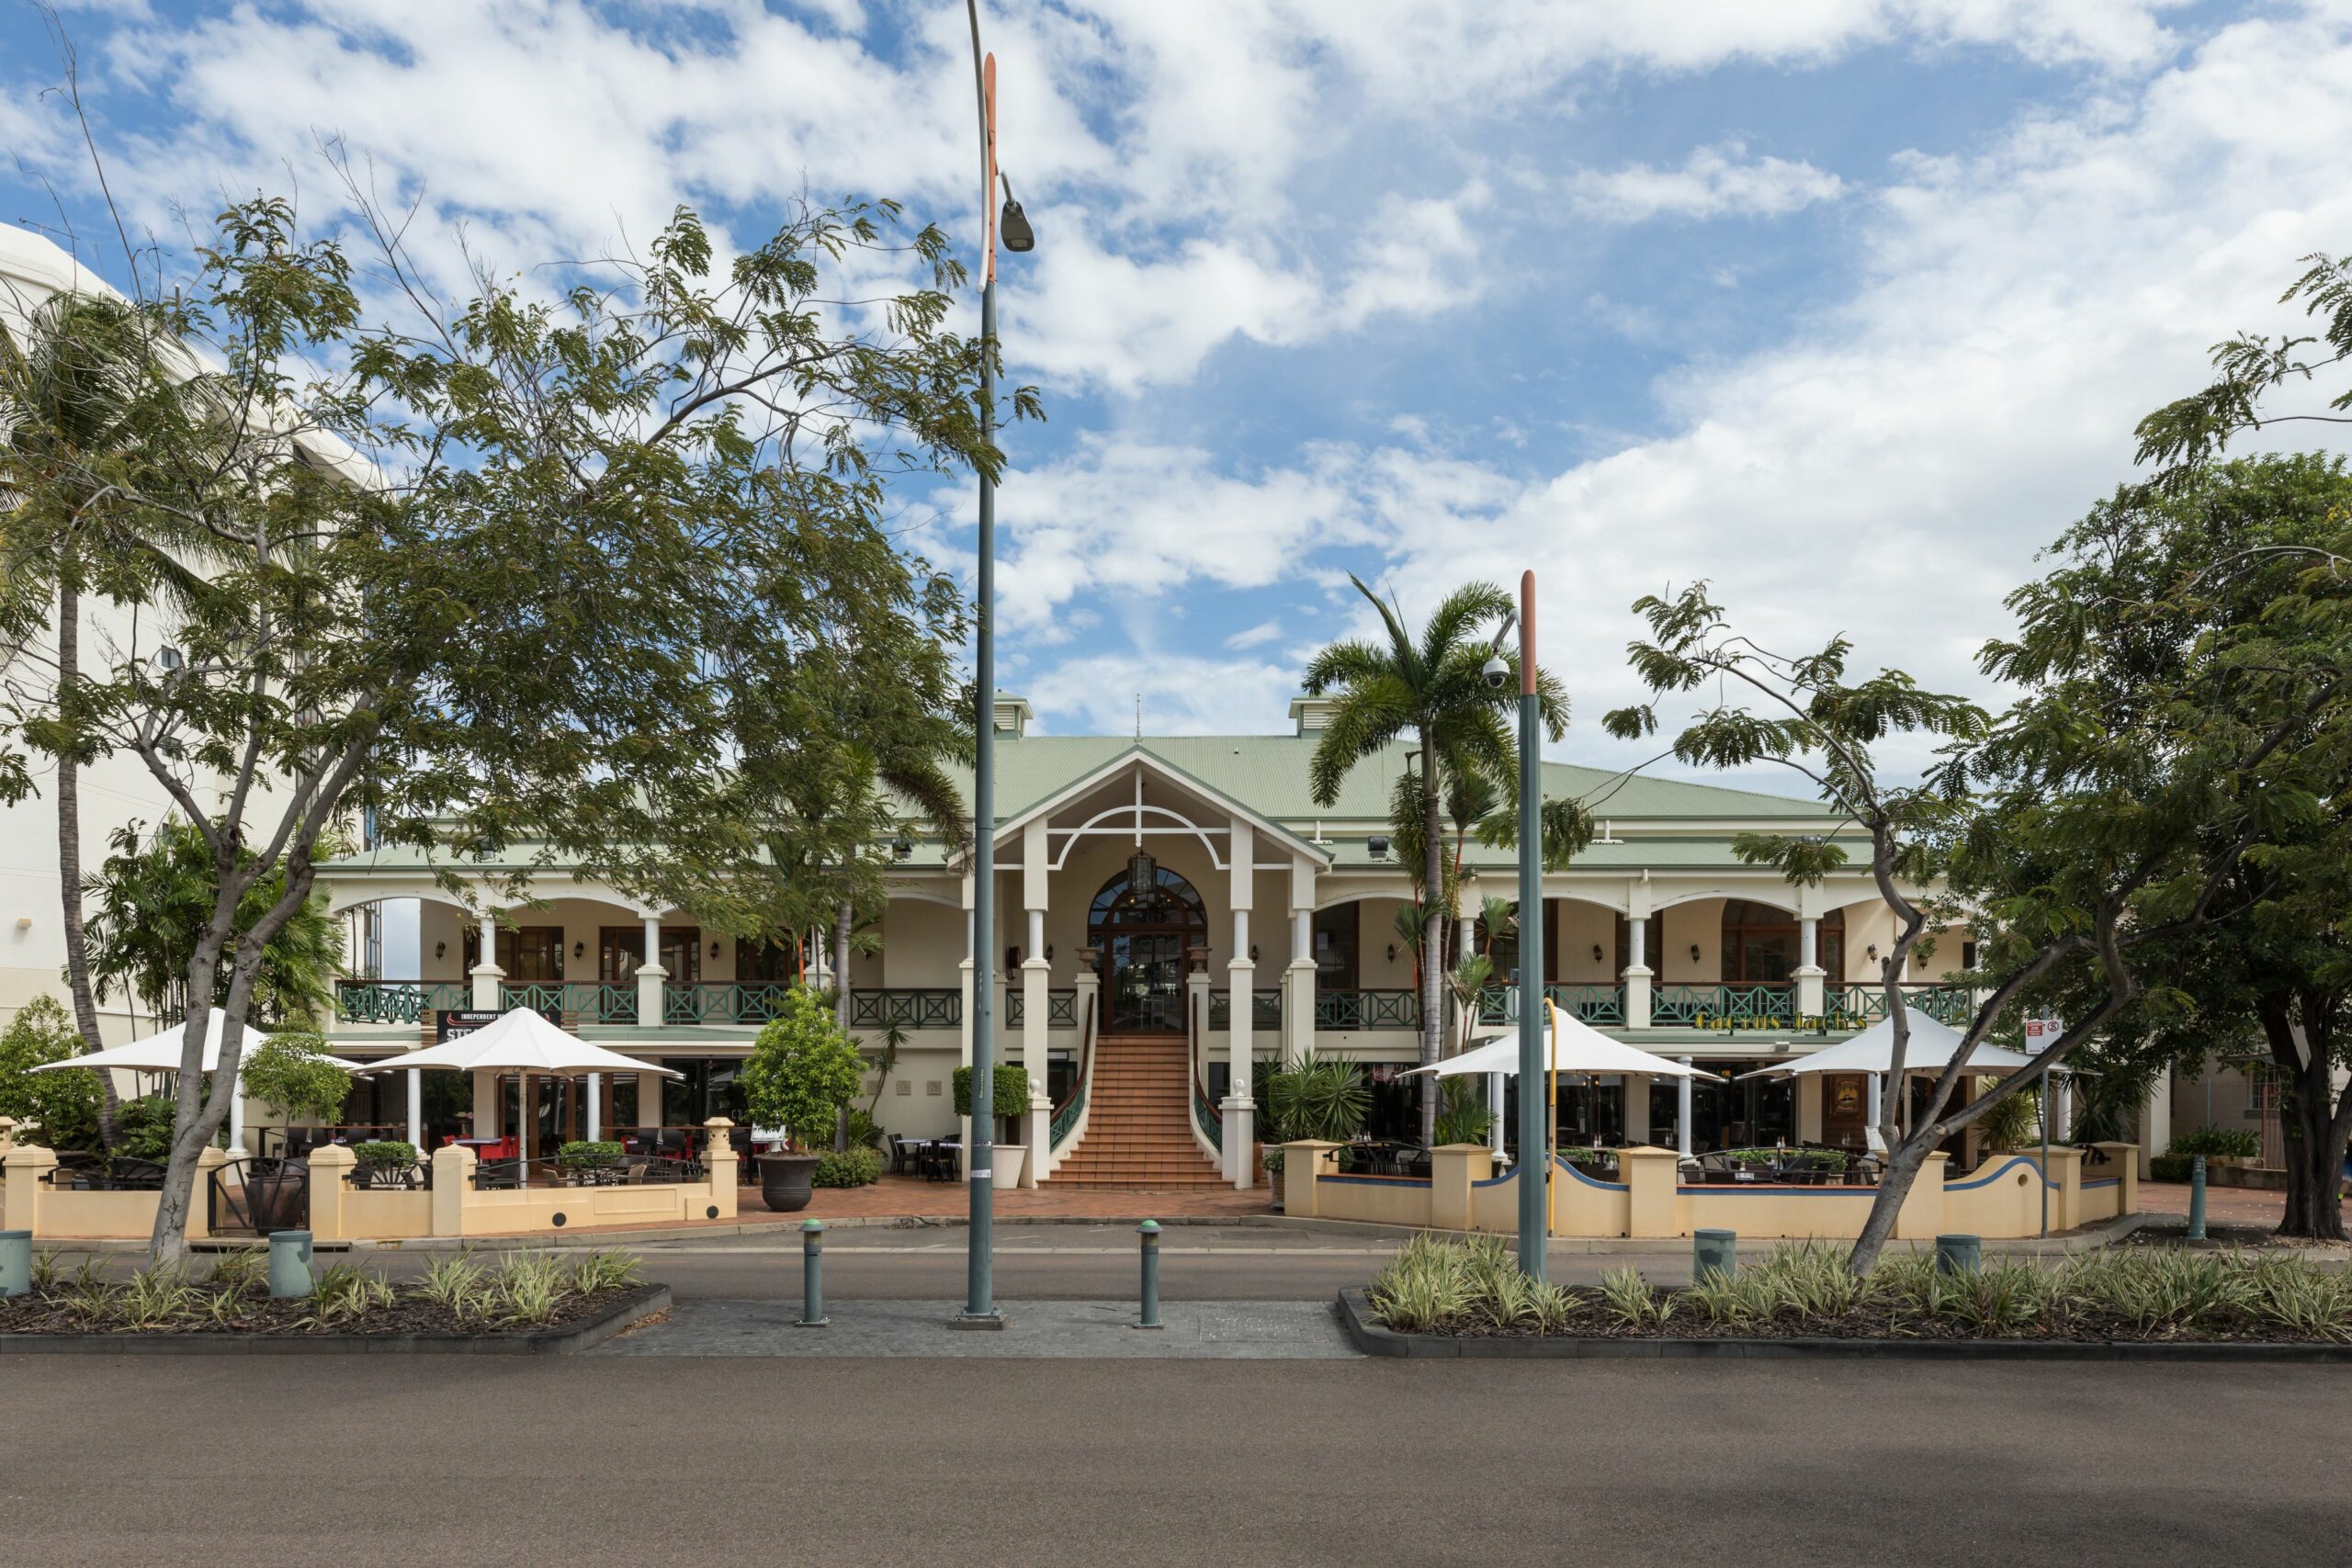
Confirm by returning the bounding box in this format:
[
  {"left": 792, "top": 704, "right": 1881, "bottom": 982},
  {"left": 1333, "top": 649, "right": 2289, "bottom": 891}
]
[{"left": 1305, "top": 576, "right": 1566, "bottom": 1142}]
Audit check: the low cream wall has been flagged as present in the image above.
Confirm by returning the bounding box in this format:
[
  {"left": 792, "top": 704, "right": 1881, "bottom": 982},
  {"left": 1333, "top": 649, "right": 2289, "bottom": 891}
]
[{"left": 1282, "top": 1140, "right": 2141, "bottom": 1242}]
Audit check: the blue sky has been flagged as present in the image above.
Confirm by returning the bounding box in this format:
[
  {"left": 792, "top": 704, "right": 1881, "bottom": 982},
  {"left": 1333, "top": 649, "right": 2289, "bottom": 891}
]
[{"left": 6, "top": 0, "right": 2349, "bottom": 786}]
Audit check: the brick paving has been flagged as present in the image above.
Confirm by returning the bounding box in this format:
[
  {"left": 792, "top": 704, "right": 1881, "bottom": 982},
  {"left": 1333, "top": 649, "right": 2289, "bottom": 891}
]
[
  {"left": 2139, "top": 1179, "right": 2290, "bottom": 1228},
  {"left": 746, "top": 1173, "right": 1276, "bottom": 1222}
]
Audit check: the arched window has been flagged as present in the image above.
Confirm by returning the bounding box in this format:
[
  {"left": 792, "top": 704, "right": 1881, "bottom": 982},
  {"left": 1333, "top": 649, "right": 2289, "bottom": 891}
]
[
  {"left": 1721, "top": 901, "right": 1843, "bottom": 984},
  {"left": 1089, "top": 856, "right": 1207, "bottom": 1032}
]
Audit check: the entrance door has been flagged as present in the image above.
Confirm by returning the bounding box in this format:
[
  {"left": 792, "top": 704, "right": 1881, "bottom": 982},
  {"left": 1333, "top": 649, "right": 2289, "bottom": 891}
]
[{"left": 1106, "top": 931, "right": 1187, "bottom": 1032}]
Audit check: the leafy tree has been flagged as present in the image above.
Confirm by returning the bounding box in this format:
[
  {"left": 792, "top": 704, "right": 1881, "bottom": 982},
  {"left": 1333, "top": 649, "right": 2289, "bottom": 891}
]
[
  {"left": 742, "top": 987, "right": 868, "bottom": 1148},
  {"left": 239, "top": 1030, "right": 352, "bottom": 1124},
  {"left": 81, "top": 818, "right": 342, "bottom": 1028},
  {"left": 1305, "top": 577, "right": 1576, "bottom": 1142},
  {"left": 0, "top": 177, "right": 1009, "bottom": 1261},
  {"left": 2018, "top": 455, "right": 2352, "bottom": 1237},
  {"left": 1607, "top": 559, "right": 2342, "bottom": 1270},
  {"left": 0, "top": 994, "right": 99, "bottom": 1149}
]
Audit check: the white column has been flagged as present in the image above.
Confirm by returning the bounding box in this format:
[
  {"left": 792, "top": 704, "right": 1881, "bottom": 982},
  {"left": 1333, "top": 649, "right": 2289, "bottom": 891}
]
[
  {"left": 635, "top": 913, "right": 666, "bottom": 1026},
  {"left": 2053, "top": 1071, "right": 2074, "bottom": 1143},
  {"left": 1677, "top": 1057, "right": 1693, "bottom": 1157},
  {"left": 1795, "top": 914, "right": 1825, "bottom": 1021},
  {"left": 470, "top": 905, "right": 503, "bottom": 1010},
  {"left": 586, "top": 1072, "right": 601, "bottom": 1142},
  {"left": 1622, "top": 892, "right": 1653, "bottom": 1028},
  {"left": 407, "top": 1066, "right": 423, "bottom": 1148},
  {"left": 1796, "top": 1073, "right": 1823, "bottom": 1143},
  {"left": 229, "top": 1077, "right": 246, "bottom": 1156},
  {"left": 473, "top": 1066, "right": 498, "bottom": 1141},
  {"left": 1868, "top": 1071, "right": 1885, "bottom": 1148},
  {"left": 2137, "top": 1064, "right": 2173, "bottom": 1179},
  {"left": 639, "top": 1070, "right": 662, "bottom": 1138},
  {"left": 1223, "top": 818, "right": 1256, "bottom": 1189},
  {"left": 1488, "top": 1071, "right": 1508, "bottom": 1161},
  {"left": 1018, "top": 821, "right": 1050, "bottom": 1186},
  {"left": 1623, "top": 1074, "right": 1651, "bottom": 1144},
  {"left": 1284, "top": 857, "right": 1317, "bottom": 1067}
]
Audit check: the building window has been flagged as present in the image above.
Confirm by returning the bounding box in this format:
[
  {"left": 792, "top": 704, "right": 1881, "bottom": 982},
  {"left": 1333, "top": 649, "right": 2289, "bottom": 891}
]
[
  {"left": 1312, "top": 904, "right": 1358, "bottom": 990},
  {"left": 1719, "top": 902, "right": 1843, "bottom": 984}
]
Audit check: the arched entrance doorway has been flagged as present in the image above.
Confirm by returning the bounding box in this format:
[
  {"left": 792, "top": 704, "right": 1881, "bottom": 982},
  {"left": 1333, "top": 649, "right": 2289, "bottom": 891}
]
[{"left": 1089, "top": 853, "right": 1206, "bottom": 1032}]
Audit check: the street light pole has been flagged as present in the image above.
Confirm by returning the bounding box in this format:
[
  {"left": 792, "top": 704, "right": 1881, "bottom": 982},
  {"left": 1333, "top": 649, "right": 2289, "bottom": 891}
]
[
  {"left": 961, "top": 1, "right": 1002, "bottom": 1325},
  {"left": 1512, "top": 571, "right": 1547, "bottom": 1278}
]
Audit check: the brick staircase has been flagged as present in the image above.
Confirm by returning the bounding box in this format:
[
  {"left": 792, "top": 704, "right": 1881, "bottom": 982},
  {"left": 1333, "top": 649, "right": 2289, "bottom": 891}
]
[{"left": 1047, "top": 1033, "right": 1228, "bottom": 1189}]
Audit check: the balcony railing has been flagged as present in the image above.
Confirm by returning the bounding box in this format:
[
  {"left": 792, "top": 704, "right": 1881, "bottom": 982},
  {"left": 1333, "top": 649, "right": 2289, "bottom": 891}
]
[
  {"left": 334, "top": 980, "right": 468, "bottom": 1024},
  {"left": 848, "top": 988, "right": 963, "bottom": 1030},
  {"left": 1475, "top": 984, "right": 1627, "bottom": 1026},
  {"left": 1314, "top": 988, "right": 1420, "bottom": 1030},
  {"left": 1206, "top": 988, "right": 1284, "bottom": 1030},
  {"left": 1005, "top": 988, "right": 1078, "bottom": 1028},
  {"left": 1824, "top": 983, "right": 1979, "bottom": 1028}
]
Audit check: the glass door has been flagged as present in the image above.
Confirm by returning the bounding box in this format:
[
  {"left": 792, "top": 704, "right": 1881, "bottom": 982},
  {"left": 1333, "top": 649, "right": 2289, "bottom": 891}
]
[{"left": 1106, "top": 932, "right": 1185, "bottom": 1032}]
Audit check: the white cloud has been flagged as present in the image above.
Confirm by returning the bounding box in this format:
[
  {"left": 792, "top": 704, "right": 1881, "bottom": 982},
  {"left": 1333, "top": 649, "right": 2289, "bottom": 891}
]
[
  {"left": 1573, "top": 141, "right": 1847, "bottom": 223},
  {"left": 1225, "top": 618, "right": 1286, "bottom": 650},
  {"left": 1029, "top": 650, "right": 1302, "bottom": 736}
]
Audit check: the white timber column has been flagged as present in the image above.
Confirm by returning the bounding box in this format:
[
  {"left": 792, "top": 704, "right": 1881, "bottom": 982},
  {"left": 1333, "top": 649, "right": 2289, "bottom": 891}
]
[
  {"left": 2053, "top": 1070, "right": 2073, "bottom": 1143},
  {"left": 639, "top": 1071, "right": 662, "bottom": 1138},
  {"left": 1677, "top": 1057, "right": 1694, "bottom": 1157},
  {"left": 1223, "top": 818, "right": 1256, "bottom": 1188},
  {"left": 635, "top": 913, "right": 667, "bottom": 1029},
  {"left": 1794, "top": 892, "right": 1826, "bottom": 1021},
  {"left": 407, "top": 1061, "right": 423, "bottom": 1148},
  {"left": 1796, "top": 1073, "right": 1823, "bottom": 1143},
  {"left": 586, "top": 1073, "right": 601, "bottom": 1142},
  {"left": 1018, "top": 819, "right": 1051, "bottom": 1187},
  {"left": 1285, "top": 856, "right": 1317, "bottom": 1066},
  {"left": 1622, "top": 884, "right": 1653, "bottom": 1028},
  {"left": 474, "top": 1067, "right": 499, "bottom": 1143},
  {"left": 228, "top": 1073, "right": 246, "bottom": 1156},
  {"left": 470, "top": 903, "right": 503, "bottom": 1010},
  {"left": 1869, "top": 1072, "right": 1886, "bottom": 1149}
]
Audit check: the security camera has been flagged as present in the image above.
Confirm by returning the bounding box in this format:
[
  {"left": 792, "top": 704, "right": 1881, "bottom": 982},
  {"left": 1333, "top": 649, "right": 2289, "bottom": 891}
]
[{"left": 1482, "top": 654, "right": 1509, "bottom": 691}]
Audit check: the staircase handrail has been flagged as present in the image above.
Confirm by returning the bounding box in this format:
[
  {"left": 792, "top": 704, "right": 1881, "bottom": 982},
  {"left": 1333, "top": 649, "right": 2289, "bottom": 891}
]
[{"left": 1049, "top": 987, "right": 1097, "bottom": 1152}]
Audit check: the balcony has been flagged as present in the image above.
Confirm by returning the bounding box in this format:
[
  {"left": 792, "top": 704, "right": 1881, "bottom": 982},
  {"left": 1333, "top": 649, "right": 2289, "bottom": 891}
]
[{"left": 1206, "top": 988, "right": 1284, "bottom": 1029}]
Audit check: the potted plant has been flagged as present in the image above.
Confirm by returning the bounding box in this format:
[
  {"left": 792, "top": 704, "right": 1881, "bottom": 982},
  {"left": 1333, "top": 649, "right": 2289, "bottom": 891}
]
[
  {"left": 556, "top": 1139, "right": 623, "bottom": 1185},
  {"left": 1261, "top": 1051, "right": 1370, "bottom": 1211},
  {"left": 953, "top": 1061, "right": 1034, "bottom": 1188},
  {"left": 741, "top": 987, "right": 866, "bottom": 1212},
  {"left": 351, "top": 1139, "right": 422, "bottom": 1188}
]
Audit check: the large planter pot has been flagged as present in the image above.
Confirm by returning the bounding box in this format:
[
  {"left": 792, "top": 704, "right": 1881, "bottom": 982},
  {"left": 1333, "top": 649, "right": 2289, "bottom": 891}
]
[
  {"left": 983, "top": 1145, "right": 1027, "bottom": 1190},
  {"left": 757, "top": 1152, "right": 823, "bottom": 1213}
]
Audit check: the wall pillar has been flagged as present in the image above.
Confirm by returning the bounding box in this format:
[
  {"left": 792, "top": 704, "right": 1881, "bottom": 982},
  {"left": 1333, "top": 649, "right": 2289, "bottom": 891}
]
[
  {"left": 635, "top": 913, "right": 667, "bottom": 1028},
  {"left": 704, "top": 1118, "right": 738, "bottom": 1220},
  {"left": 1622, "top": 1145, "right": 1679, "bottom": 1238},
  {"left": 1622, "top": 889, "right": 1652, "bottom": 1028},
  {"left": 4, "top": 1132, "right": 54, "bottom": 1235},
  {"left": 307, "top": 1143, "right": 355, "bottom": 1243},
  {"left": 2136, "top": 1065, "right": 2174, "bottom": 1179},
  {"left": 1623, "top": 1075, "right": 1651, "bottom": 1143},
  {"left": 187, "top": 1145, "right": 227, "bottom": 1243},
  {"left": 1283, "top": 1140, "right": 1339, "bottom": 1218},
  {"left": 430, "top": 1144, "right": 472, "bottom": 1236},
  {"left": 469, "top": 905, "right": 503, "bottom": 1010},
  {"left": 1893, "top": 1151, "right": 1951, "bottom": 1239},
  {"left": 1430, "top": 1144, "right": 1490, "bottom": 1232},
  {"left": 1794, "top": 915, "right": 1825, "bottom": 1021}
]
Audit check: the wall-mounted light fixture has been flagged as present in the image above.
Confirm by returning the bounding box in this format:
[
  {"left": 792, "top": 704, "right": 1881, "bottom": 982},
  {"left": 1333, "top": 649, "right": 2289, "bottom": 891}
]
[
  {"left": 1005, "top": 946, "right": 1021, "bottom": 975},
  {"left": 1689, "top": 944, "right": 1702, "bottom": 965},
  {"left": 891, "top": 832, "right": 912, "bottom": 862},
  {"left": 1045, "top": 944, "right": 1054, "bottom": 963},
  {"left": 710, "top": 940, "right": 720, "bottom": 959},
  {"left": 573, "top": 941, "right": 585, "bottom": 959},
  {"left": 435, "top": 941, "right": 447, "bottom": 961},
  {"left": 1366, "top": 834, "right": 1390, "bottom": 861},
  {"left": 1386, "top": 943, "right": 1397, "bottom": 964},
  {"left": 1591, "top": 943, "right": 1603, "bottom": 963},
  {"left": 1867, "top": 943, "right": 1880, "bottom": 962},
  {"left": 1250, "top": 944, "right": 1260, "bottom": 963}
]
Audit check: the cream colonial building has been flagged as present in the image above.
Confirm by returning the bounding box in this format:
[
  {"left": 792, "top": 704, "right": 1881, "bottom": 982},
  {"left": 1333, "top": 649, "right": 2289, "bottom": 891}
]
[{"left": 311, "top": 694, "right": 2094, "bottom": 1188}]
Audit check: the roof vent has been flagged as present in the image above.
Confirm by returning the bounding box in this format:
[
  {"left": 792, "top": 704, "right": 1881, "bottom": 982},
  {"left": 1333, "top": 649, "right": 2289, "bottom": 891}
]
[
  {"left": 991, "top": 694, "right": 1034, "bottom": 739},
  {"left": 1288, "top": 695, "right": 1339, "bottom": 735}
]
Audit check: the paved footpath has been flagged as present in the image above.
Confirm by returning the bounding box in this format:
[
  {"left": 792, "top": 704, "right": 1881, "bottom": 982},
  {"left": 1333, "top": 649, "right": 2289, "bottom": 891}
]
[{"left": 598, "top": 1296, "right": 1359, "bottom": 1358}]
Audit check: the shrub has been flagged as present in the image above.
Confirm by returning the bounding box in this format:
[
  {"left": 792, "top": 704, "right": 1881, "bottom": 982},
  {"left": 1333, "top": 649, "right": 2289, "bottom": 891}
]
[
  {"left": 115, "top": 1095, "right": 177, "bottom": 1160},
  {"left": 1974, "top": 1085, "right": 2042, "bottom": 1154},
  {"left": 2149, "top": 1152, "right": 2195, "bottom": 1182},
  {"left": 1431, "top": 1077, "right": 1496, "bottom": 1146},
  {"left": 1264, "top": 1050, "right": 1370, "bottom": 1144},
  {"left": 843, "top": 1108, "right": 886, "bottom": 1151},
  {"left": 352, "top": 1140, "right": 418, "bottom": 1168},
  {"left": 812, "top": 1145, "right": 883, "bottom": 1188},
  {"left": 556, "top": 1140, "right": 622, "bottom": 1172},
  {"left": 741, "top": 987, "right": 865, "bottom": 1148},
  {"left": 951, "top": 1062, "right": 1033, "bottom": 1121},
  {"left": 2171, "top": 1123, "right": 2261, "bottom": 1159},
  {"left": 242, "top": 1031, "right": 354, "bottom": 1123},
  {"left": 0, "top": 996, "right": 100, "bottom": 1149}
]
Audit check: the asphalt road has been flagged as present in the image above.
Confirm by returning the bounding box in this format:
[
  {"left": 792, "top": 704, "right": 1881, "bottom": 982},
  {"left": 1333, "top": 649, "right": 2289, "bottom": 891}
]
[{"left": 0, "top": 1353, "right": 2339, "bottom": 1565}]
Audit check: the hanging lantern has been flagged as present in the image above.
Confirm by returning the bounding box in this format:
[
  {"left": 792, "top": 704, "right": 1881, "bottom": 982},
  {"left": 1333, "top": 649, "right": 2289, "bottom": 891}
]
[{"left": 1127, "top": 847, "right": 1158, "bottom": 894}]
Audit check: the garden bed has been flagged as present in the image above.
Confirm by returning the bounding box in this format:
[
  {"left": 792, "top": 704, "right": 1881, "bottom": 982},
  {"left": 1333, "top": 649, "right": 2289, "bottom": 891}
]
[
  {"left": 0, "top": 1249, "right": 667, "bottom": 1354},
  {"left": 1341, "top": 1234, "right": 2352, "bottom": 1359}
]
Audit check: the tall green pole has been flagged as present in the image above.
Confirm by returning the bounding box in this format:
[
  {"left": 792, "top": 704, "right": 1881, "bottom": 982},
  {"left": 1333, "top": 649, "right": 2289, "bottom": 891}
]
[
  {"left": 1514, "top": 570, "right": 1547, "bottom": 1277},
  {"left": 961, "top": 1, "right": 1001, "bottom": 1325}
]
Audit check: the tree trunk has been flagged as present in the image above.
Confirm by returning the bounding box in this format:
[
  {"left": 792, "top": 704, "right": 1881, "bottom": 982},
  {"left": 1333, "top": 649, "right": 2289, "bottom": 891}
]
[
  {"left": 833, "top": 890, "right": 853, "bottom": 1154},
  {"left": 2274, "top": 1043, "right": 2350, "bottom": 1243},
  {"left": 53, "top": 568, "right": 122, "bottom": 1148},
  {"left": 1418, "top": 727, "right": 1443, "bottom": 1147}
]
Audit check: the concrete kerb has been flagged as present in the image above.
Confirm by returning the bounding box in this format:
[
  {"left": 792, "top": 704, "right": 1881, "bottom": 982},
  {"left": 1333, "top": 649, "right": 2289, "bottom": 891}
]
[
  {"left": 1334, "top": 1289, "right": 2352, "bottom": 1361},
  {"left": 1260, "top": 1211, "right": 2157, "bottom": 1255},
  {"left": 0, "top": 1284, "right": 671, "bottom": 1356}
]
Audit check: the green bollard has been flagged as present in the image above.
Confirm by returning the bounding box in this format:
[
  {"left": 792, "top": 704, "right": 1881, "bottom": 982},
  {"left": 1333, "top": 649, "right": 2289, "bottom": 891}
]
[
  {"left": 267, "top": 1230, "right": 313, "bottom": 1298},
  {"left": 796, "top": 1219, "right": 828, "bottom": 1327},
  {"left": 1936, "top": 1234, "right": 1982, "bottom": 1275},
  {"left": 1136, "top": 1220, "right": 1163, "bottom": 1329},
  {"left": 2188, "top": 1155, "right": 2208, "bottom": 1242},
  {"left": 1693, "top": 1228, "right": 1736, "bottom": 1284},
  {"left": 0, "top": 1229, "right": 29, "bottom": 1299}
]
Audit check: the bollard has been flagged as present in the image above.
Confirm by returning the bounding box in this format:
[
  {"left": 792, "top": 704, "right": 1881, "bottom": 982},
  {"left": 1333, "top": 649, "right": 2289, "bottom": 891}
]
[
  {"left": 1692, "top": 1228, "right": 1736, "bottom": 1285},
  {"left": 2188, "top": 1155, "right": 2208, "bottom": 1242},
  {"left": 0, "top": 1229, "right": 28, "bottom": 1299},
  {"left": 1136, "top": 1219, "right": 1163, "bottom": 1329},
  {"left": 797, "top": 1219, "right": 829, "bottom": 1327},
  {"left": 266, "top": 1230, "right": 313, "bottom": 1298},
  {"left": 1935, "top": 1234, "right": 1982, "bottom": 1275}
]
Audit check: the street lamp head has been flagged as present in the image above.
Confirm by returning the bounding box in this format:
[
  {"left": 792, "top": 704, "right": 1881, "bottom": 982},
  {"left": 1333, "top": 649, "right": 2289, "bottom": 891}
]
[
  {"left": 999, "top": 175, "right": 1035, "bottom": 254},
  {"left": 155, "top": 645, "right": 185, "bottom": 672}
]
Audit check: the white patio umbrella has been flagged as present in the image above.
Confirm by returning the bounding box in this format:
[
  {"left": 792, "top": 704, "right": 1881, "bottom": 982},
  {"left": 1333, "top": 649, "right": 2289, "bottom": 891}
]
[
  {"left": 28, "top": 1008, "right": 360, "bottom": 1153},
  {"left": 1411, "top": 1006, "right": 1724, "bottom": 1081},
  {"left": 359, "top": 1007, "right": 679, "bottom": 1170},
  {"left": 1731, "top": 1008, "right": 2038, "bottom": 1080}
]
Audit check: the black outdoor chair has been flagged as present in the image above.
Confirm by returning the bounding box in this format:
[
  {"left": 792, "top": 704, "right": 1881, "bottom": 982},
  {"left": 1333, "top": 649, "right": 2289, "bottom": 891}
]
[{"left": 473, "top": 1159, "right": 526, "bottom": 1190}]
